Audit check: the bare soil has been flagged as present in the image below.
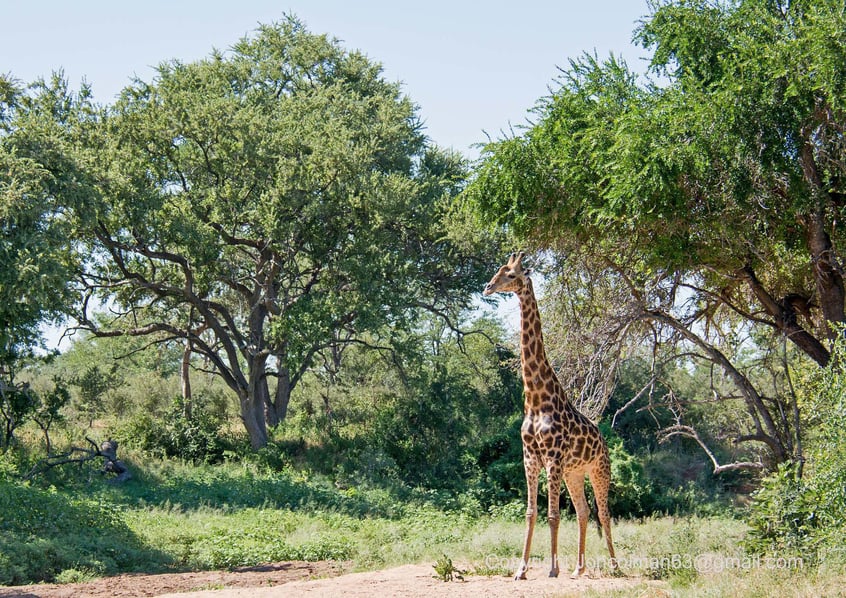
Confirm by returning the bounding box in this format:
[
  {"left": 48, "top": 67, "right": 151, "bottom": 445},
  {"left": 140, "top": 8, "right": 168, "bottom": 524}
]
[{"left": 0, "top": 562, "right": 666, "bottom": 598}]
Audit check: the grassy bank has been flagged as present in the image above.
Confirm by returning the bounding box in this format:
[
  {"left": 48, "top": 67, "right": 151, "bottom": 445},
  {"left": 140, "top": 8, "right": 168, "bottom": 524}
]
[{"left": 0, "top": 459, "right": 841, "bottom": 595}]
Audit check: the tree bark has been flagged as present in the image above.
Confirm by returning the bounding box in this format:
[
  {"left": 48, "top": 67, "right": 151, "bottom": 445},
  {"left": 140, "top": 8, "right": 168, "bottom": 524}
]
[
  {"left": 266, "top": 363, "right": 292, "bottom": 429},
  {"left": 804, "top": 210, "right": 845, "bottom": 339},
  {"left": 181, "top": 339, "right": 193, "bottom": 419},
  {"left": 741, "top": 266, "right": 831, "bottom": 367},
  {"left": 241, "top": 372, "right": 269, "bottom": 451},
  {"left": 800, "top": 116, "right": 846, "bottom": 339}
]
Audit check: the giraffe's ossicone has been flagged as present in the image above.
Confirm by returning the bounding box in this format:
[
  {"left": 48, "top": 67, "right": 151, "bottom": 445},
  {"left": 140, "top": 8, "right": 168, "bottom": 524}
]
[{"left": 484, "top": 252, "right": 618, "bottom": 580}]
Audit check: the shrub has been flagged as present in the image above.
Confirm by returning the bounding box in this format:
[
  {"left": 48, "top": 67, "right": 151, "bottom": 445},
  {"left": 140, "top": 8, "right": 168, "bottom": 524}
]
[
  {"left": 601, "top": 422, "right": 654, "bottom": 518},
  {"left": 0, "top": 479, "right": 164, "bottom": 583},
  {"left": 745, "top": 462, "right": 820, "bottom": 559},
  {"left": 471, "top": 415, "right": 524, "bottom": 508},
  {"left": 745, "top": 341, "right": 846, "bottom": 567},
  {"left": 110, "top": 396, "right": 234, "bottom": 464}
]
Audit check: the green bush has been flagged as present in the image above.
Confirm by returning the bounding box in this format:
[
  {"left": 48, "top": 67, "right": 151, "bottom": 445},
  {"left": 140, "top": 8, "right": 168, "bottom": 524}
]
[
  {"left": 470, "top": 415, "right": 524, "bottom": 509},
  {"left": 745, "top": 462, "right": 820, "bottom": 559},
  {"left": 601, "top": 422, "right": 654, "bottom": 517},
  {"left": 745, "top": 345, "right": 846, "bottom": 566},
  {"left": 110, "top": 396, "right": 234, "bottom": 464}
]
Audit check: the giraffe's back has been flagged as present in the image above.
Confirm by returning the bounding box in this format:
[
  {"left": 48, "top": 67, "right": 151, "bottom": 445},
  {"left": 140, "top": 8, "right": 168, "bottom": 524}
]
[{"left": 521, "top": 401, "right": 609, "bottom": 472}]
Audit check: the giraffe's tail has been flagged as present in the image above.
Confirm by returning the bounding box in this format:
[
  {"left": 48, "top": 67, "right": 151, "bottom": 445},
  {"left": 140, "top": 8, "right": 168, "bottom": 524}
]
[{"left": 589, "top": 495, "right": 603, "bottom": 538}]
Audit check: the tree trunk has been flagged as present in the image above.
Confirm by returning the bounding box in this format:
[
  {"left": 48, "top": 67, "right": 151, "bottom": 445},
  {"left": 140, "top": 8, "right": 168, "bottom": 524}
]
[
  {"left": 741, "top": 266, "right": 831, "bottom": 367},
  {"left": 266, "top": 362, "right": 292, "bottom": 428},
  {"left": 181, "top": 338, "right": 193, "bottom": 419},
  {"left": 240, "top": 351, "right": 269, "bottom": 449},
  {"left": 644, "top": 308, "right": 790, "bottom": 464},
  {"left": 800, "top": 123, "right": 846, "bottom": 339},
  {"left": 239, "top": 390, "right": 268, "bottom": 450},
  {"left": 805, "top": 210, "right": 846, "bottom": 339}
]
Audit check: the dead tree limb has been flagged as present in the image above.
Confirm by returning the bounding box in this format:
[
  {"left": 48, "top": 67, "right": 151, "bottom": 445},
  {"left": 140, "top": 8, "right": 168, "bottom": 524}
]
[
  {"left": 23, "top": 438, "right": 131, "bottom": 482},
  {"left": 659, "top": 424, "right": 765, "bottom": 474}
]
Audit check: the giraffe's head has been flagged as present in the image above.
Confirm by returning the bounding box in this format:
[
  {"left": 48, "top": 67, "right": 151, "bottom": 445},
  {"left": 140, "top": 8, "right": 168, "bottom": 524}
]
[{"left": 483, "top": 252, "right": 531, "bottom": 296}]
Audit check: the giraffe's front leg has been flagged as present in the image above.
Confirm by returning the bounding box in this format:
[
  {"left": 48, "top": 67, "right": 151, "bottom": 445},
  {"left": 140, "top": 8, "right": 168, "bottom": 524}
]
[
  {"left": 547, "top": 464, "right": 562, "bottom": 578},
  {"left": 514, "top": 513, "right": 534, "bottom": 581},
  {"left": 515, "top": 450, "right": 540, "bottom": 580}
]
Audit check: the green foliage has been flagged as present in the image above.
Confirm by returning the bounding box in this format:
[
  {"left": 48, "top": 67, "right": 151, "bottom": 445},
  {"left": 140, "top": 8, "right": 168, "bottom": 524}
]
[
  {"left": 0, "top": 479, "right": 165, "bottom": 584},
  {"left": 45, "top": 15, "right": 498, "bottom": 449},
  {"left": 467, "top": 0, "right": 846, "bottom": 270},
  {"left": 601, "top": 423, "right": 654, "bottom": 518},
  {"left": 0, "top": 371, "right": 70, "bottom": 452},
  {"left": 471, "top": 414, "right": 524, "bottom": 509},
  {"left": 432, "top": 554, "right": 466, "bottom": 582},
  {"left": 189, "top": 527, "right": 353, "bottom": 570},
  {"left": 69, "top": 362, "right": 121, "bottom": 426},
  {"left": 746, "top": 340, "right": 846, "bottom": 566},
  {"left": 0, "top": 75, "right": 77, "bottom": 363},
  {"left": 745, "top": 462, "right": 819, "bottom": 559},
  {"left": 280, "top": 316, "right": 523, "bottom": 496},
  {"left": 110, "top": 396, "right": 234, "bottom": 465},
  {"left": 0, "top": 379, "right": 37, "bottom": 449}
]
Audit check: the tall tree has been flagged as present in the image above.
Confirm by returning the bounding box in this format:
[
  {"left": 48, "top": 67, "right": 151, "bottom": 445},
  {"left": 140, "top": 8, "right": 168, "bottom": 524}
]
[
  {"left": 64, "top": 18, "right": 491, "bottom": 449},
  {"left": 1, "top": 75, "right": 80, "bottom": 449},
  {"left": 0, "top": 75, "right": 77, "bottom": 363},
  {"left": 464, "top": 0, "right": 846, "bottom": 470}
]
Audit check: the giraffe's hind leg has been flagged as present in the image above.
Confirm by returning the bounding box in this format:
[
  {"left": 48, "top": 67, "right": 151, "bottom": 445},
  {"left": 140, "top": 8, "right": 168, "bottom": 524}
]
[
  {"left": 589, "top": 461, "right": 617, "bottom": 570},
  {"left": 546, "top": 462, "right": 562, "bottom": 578},
  {"left": 563, "top": 471, "right": 589, "bottom": 578}
]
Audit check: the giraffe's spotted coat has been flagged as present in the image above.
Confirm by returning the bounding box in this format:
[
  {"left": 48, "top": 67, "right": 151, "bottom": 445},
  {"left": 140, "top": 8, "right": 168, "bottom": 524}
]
[{"left": 484, "top": 253, "right": 617, "bottom": 580}]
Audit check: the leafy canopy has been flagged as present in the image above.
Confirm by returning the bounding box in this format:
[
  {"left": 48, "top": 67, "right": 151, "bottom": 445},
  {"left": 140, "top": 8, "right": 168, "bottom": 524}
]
[
  {"left": 0, "top": 75, "right": 80, "bottom": 362},
  {"left": 59, "top": 16, "right": 493, "bottom": 447},
  {"left": 466, "top": 0, "right": 846, "bottom": 276}
]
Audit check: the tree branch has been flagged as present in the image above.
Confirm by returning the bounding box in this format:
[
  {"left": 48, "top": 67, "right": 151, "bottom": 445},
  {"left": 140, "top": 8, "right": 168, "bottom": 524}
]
[{"left": 659, "top": 425, "right": 765, "bottom": 474}]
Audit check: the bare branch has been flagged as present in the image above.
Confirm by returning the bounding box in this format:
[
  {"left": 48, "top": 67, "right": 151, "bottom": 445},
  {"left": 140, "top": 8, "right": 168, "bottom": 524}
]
[{"left": 659, "top": 425, "right": 765, "bottom": 474}]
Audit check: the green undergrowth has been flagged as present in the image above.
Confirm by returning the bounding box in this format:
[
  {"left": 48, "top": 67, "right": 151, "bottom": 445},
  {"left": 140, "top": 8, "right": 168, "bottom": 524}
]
[
  {"left": 1, "top": 458, "right": 841, "bottom": 594},
  {"left": 0, "top": 481, "right": 167, "bottom": 585}
]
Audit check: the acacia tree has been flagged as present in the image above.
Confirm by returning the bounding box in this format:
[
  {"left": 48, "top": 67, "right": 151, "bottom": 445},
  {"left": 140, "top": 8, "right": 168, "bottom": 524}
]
[
  {"left": 464, "top": 0, "right": 846, "bottom": 472},
  {"left": 1, "top": 75, "right": 79, "bottom": 448},
  {"left": 0, "top": 75, "right": 77, "bottom": 363},
  {"left": 58, "top": 18, "right": 492, "bottom": 449}
]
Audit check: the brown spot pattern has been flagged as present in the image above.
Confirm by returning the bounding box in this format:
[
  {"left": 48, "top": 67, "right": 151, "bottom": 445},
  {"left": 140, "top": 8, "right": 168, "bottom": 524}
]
[{"left": 484, "top": 256, "right": 617, "bottom": 579}]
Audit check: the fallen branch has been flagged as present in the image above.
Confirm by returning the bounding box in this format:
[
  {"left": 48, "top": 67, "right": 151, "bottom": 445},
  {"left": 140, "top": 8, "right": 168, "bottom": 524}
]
[{"left": 23, "top": 438, "right": 132, "bottom": 482}]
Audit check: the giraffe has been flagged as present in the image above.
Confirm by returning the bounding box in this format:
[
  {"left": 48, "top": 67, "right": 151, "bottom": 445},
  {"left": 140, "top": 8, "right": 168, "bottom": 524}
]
[{"left": 483, "top": 252, "right": 617, "bottom": 580}]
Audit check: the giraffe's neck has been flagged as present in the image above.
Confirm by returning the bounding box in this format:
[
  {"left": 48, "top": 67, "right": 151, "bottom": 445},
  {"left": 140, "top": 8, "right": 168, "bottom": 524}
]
[{"left": 516, "top": 278, "right": 558, "bottom": 397}]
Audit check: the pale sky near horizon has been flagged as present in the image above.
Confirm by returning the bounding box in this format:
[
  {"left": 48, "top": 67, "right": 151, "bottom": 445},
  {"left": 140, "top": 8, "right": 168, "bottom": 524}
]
[
  {"left": 3, "top": 1, "right": 652, "bottom": 159},
  {"left": 4, "top": 0, "right": 654, "bottom": 347}
]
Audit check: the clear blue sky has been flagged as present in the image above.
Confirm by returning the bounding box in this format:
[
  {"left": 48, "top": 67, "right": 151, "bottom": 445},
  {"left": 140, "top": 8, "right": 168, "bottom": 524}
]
[{"left": 3, "top": 0, "right": 652, "bottom": 159}]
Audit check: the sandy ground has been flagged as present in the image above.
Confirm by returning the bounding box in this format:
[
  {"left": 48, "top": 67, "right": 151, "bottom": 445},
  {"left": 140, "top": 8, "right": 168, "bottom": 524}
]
[{"left": 0, "top": 562, "right": 667, "bottom": 598}]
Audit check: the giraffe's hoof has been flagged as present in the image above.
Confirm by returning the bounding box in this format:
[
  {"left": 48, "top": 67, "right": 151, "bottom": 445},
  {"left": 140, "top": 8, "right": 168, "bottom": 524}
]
[
  {"left": 514, "top": 570, "right": 528, "bottom": 581},
  {"left": 570, "top": 567, "right": 585, "bottom": 579},
  {"left": 548, "top": 568, "right": 559, "bottom": 578}
]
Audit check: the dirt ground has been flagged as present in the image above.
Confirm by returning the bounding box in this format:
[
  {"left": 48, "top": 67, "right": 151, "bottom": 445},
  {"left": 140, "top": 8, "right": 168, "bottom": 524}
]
[{"left": 0, "top": 562, "right": 667, "bottom": 598}]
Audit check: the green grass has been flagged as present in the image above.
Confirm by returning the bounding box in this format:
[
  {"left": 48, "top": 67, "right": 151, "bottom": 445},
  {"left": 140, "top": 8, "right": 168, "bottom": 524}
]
[{"left": 1, "top": 458, "right": 842, "bottom": 595}]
